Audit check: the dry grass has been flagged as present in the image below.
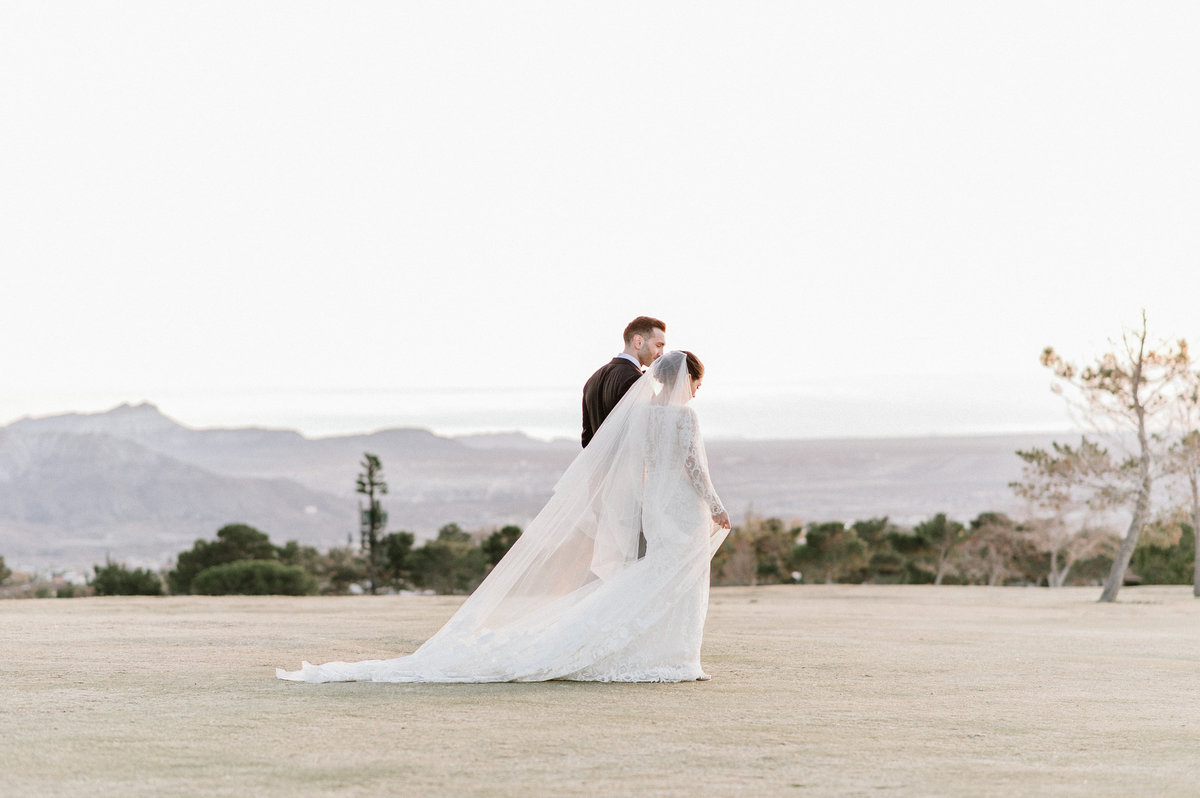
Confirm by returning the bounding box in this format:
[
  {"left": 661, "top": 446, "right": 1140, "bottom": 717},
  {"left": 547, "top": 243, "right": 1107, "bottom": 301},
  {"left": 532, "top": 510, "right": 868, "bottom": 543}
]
[{"left": 2, "top": 585, "right": 1198, "bottom": 797}]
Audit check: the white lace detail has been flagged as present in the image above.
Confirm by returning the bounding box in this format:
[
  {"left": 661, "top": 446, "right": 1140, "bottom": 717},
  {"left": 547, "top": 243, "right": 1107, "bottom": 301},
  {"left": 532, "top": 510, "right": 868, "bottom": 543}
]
[
  {"left": 645, "top": 405, "right": 724, "bottom": 518},
  {"left": 679, "top": 407, "right": 725, "bottom": 517}
]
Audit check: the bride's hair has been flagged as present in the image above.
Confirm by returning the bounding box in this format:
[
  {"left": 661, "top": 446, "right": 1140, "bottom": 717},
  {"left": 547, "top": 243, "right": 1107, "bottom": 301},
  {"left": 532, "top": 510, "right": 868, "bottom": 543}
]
[{"left": 652, "top": 350, "right": 704, "bottom": 393}]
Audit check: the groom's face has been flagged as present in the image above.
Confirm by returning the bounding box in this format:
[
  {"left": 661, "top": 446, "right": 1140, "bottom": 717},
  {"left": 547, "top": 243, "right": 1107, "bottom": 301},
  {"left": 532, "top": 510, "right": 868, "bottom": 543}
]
[{"left": 635, "top": 328, "right": 667, "bottom": 367}]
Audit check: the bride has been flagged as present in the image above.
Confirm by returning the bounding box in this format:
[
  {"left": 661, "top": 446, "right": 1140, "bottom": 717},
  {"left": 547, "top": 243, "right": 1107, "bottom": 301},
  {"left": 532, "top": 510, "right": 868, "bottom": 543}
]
[{"left": 277, "top": 350, "right": 731, "bottom": 683}]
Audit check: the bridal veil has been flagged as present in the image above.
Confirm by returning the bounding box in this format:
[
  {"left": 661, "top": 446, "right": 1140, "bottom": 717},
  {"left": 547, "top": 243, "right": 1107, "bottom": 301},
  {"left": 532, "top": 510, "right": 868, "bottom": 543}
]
[{"left": 278, "top": 351, "right": 728, "bottom": 683}]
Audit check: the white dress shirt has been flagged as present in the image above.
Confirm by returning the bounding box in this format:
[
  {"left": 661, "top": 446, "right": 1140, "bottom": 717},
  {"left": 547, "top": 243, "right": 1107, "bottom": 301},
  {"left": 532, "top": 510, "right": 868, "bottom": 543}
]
[{"left": 617, "top": 353, "right": 643, "bottom": 371}]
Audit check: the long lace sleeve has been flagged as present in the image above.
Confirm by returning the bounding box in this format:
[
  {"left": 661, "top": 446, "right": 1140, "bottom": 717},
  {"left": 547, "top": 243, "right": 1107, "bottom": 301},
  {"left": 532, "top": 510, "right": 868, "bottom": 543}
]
[{"left": 679, "top": 408, "right": 724, "bottom": 517}]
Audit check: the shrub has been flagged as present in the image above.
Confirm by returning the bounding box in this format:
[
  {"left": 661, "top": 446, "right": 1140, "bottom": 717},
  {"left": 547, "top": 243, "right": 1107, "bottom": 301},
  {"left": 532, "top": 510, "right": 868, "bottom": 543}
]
[
  {"left": 169, "top": 524, "right": 279, "bottom": 594},
  {"left": 1131, "top": 525, "right": 1195, "bottom": 585},
  {"left": 481, "top": 526, "right": 521, "bottom": 567},
  {"left": 191, "top": 560, "right": 317, "bottom": 596},
  {"left": 407, "top": 540, "right": 487, "bottom": 595},
  {"left": 92, "top": 560, "right": 164, "bottom": 596}
]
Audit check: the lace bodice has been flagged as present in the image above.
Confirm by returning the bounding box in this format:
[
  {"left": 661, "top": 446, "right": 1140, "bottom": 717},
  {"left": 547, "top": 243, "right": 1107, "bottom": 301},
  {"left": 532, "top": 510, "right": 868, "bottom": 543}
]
[{"left": 646, "top": 405, "right": 724, "bottom": 517}]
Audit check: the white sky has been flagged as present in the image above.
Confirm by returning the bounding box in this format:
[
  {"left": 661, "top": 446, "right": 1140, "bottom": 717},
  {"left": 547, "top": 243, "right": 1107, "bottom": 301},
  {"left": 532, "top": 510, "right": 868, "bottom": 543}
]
[{"left": 2, "top": 1, "right": 1198, "bottom": 440}]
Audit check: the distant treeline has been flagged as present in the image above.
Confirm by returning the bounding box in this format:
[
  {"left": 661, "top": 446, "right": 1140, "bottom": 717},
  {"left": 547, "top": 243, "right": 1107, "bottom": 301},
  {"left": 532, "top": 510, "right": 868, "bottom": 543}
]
[
  {"left": 714, "top": 513, "right": 1194, "bottom": 588},
  {"left": 0, "top": 522, "right": 522, "bottom": 598},
  {"left": 1, "top": 512, "right": 1194, "bottom": 598}
]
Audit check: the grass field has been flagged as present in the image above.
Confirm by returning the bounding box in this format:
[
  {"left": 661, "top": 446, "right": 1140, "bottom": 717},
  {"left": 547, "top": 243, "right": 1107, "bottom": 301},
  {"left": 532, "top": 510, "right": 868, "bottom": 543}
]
[{"left": 2, "top": 585, "right": 1197, "bottom": 797}]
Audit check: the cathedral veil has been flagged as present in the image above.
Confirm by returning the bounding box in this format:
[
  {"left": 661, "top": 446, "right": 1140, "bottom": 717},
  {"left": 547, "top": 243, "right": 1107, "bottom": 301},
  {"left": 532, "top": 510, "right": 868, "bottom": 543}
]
[
  {"left": 278, "top": 351, "right": 728, "bottom": 682},
  {"left": 424, "top": 351, "right": 706, "bottom": 637}
]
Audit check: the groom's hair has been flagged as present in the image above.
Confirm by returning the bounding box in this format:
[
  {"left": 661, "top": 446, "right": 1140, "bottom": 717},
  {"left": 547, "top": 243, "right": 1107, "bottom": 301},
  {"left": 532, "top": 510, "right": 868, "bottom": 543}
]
[{"left": 623, "top": 316, "right": 666, "bottom": 344}]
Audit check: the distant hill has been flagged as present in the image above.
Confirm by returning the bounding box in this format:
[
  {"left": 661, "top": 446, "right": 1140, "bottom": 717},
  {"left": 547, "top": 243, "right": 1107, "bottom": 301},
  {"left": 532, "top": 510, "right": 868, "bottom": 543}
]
[
  {"left": 0, "top": 424, "right": 351, "bottom": 568},
  {"left": 0, "top": 402, "right": 1065, "bottom": 570}
]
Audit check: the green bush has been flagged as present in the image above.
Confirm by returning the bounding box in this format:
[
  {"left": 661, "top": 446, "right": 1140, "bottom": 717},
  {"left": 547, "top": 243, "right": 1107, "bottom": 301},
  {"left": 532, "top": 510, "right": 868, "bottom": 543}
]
[
  {"left": 191, "top": 559, "right": 317, "bottom": 596},
  {"left": 1131, "top": 525, "right": 1195, "bottom": 585},
  {"left": 169, "top": 524, "right": 279, "bottom": 594},
  {"left": 408, "top": 540, "right": 487, "bottom": 595},
  {"left": 481, "top": 526, "right": 521, "bottom": 567},
  {"left": 92, "top": 560, "right": 164, "bottom": 596}
]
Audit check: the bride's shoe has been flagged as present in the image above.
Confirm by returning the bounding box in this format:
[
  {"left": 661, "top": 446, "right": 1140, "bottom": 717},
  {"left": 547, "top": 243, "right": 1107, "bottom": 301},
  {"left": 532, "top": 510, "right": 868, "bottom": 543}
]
[{"left": 696, "top": 673, "right": 711, "bottom": 681}]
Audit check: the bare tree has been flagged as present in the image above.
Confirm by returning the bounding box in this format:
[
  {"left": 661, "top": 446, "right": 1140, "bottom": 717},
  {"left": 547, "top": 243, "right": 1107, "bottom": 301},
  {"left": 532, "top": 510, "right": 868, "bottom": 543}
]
[
  {"left": 1011, "top": 440, "right": 1122, "bottom": 586},
  {"left": 1028, "top": 519, "right": 1117, "bottom": 587},
  {"left": 963, "top": 513, "right": 1029, "bottom": 587},
  {"left": 713, "top": 535, "right": 759, "bottom": 586},
  {"left": 1037, "top": 312, "right": 1190, "bottom": 601}
]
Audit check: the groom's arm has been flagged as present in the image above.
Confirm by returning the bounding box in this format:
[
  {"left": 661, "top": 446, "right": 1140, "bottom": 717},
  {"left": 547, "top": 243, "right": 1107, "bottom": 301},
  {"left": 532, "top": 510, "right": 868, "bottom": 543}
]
[
  {"left": 612, "top": 367, "right": 641, "bottom": 401},
  {"left": 584, "top": 364, "right": 643, "bottom": 446},
  {"left": 582, "top": 360, "right": 644, "bottom": 447},
  {"left": 600, "top": 365, "right": 642, "bottom": 419}
]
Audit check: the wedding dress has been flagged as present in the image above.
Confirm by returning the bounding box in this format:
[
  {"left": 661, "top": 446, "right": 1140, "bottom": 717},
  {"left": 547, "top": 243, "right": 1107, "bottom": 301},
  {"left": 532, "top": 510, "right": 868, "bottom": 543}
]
[{"left": 277, "top": 351, "right": 729, "bottom": 683}]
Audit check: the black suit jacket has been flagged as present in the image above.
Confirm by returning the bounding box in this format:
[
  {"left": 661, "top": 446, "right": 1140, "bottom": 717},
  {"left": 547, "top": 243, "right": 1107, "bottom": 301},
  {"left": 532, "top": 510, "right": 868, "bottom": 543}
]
[{"left": 581, "top": 356, "right": 643, "bottom": 447}]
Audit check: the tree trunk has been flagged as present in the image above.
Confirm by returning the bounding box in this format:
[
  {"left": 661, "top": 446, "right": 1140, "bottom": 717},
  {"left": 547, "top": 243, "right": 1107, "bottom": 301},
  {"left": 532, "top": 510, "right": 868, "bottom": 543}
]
[
  {"left": 1191, "top": 474, "right": 1199, "bottom": 598},
  {"left": 1057, "top": 562, "right": 1073, "bottom": 588},
  {"left": 1100, "top": 425, "right": 1152, "bottom": 602},
  {"left": 1099, "top": 333, "right": 1153, "bottom": 603},
  {"left": 1048, "top": 548, "right": 1061, "bottom": 588},
  {"left": 365, "top": 497, "right": 380, "bottom": 595},
  {"left": 1193, "top": 520, "right": 1199, "bottom": 599},
  {"left": 1100, "top": 472, "right": 1151, "bottom": 602}
]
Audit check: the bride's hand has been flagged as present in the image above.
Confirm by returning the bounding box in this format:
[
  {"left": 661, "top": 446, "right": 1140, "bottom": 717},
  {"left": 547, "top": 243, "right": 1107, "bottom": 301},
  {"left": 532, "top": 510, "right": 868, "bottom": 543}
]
[{"left": 713, "top": 509, "right": 731, "bottom": 530}]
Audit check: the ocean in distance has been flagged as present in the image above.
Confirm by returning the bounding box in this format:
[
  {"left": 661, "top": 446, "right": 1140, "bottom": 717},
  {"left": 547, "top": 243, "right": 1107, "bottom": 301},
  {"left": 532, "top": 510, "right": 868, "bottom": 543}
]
[{"left": 107, "top": 376, "right": 1071, "bottom": 443}]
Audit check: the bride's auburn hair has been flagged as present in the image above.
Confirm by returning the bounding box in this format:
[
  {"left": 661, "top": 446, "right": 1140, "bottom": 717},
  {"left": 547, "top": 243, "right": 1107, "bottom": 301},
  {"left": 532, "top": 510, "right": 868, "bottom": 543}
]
[{"left": 654, "top": 350, "right": 704, "bottom": 393}]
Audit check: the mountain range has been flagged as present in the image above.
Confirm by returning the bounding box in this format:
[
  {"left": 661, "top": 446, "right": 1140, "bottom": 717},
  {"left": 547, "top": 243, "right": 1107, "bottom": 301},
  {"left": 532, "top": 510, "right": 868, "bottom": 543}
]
[{"left": 0, "top": 402, "right": 1064, "bottom": 571}]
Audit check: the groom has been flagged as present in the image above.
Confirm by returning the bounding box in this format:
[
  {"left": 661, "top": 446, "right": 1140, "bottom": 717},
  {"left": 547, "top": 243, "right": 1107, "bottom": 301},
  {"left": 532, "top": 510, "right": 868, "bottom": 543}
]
[{"left": 581, "top": 315, "right": 667, "bottom": 448}]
